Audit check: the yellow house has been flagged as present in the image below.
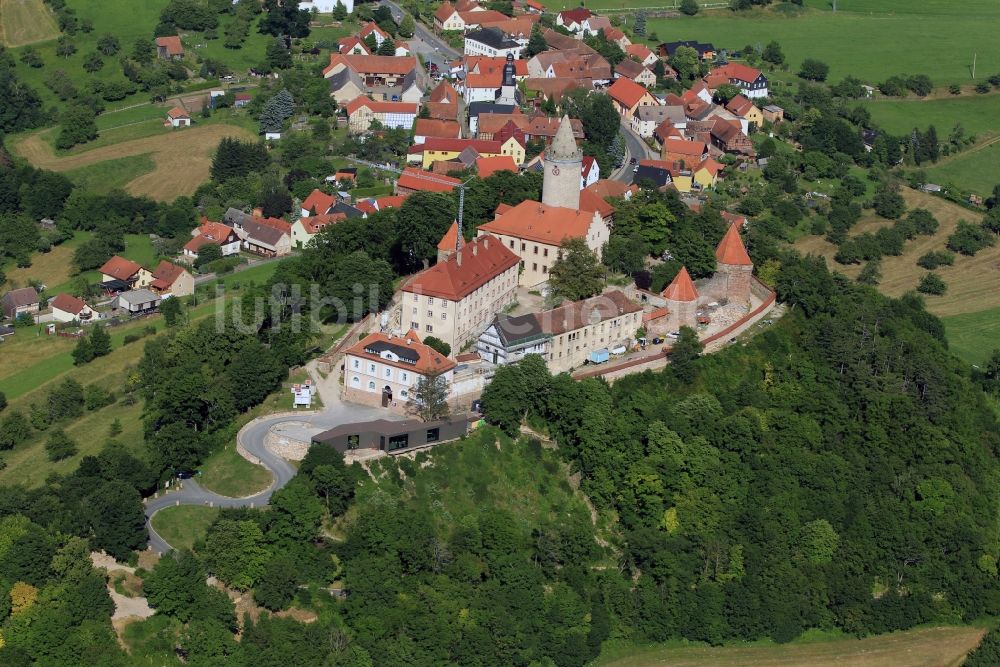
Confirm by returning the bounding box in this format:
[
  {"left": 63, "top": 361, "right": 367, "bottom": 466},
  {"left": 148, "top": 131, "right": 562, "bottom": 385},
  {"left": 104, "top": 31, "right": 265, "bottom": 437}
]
[
  {"left": 671, "top": 173, "right": 693, "bottom": 193},
  {"left": 726, "top": 95, "right": 763, "bottom": 131},
  {"left": 692, "top": 158, "right": 723, "bottom": 190},
  {"left": 413, "top": 137, "right": 524, "bottom": 170}
]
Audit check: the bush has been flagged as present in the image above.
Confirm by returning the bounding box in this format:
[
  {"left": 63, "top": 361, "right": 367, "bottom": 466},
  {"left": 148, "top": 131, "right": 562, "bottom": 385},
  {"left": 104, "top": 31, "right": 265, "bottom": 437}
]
[
  {"left": 916, "top": 272, "right": 946, "bottom": 295},
  {"left": 947, "top": 220, "right": 995, "bottom": 255},
  {"left": 45, "top": 429, "right": 78, "bottom": 461},
  {"left": 916, "top": 250, "right": 955, "bottom": 269},
  {"left": 679, "top": 0, "right": 699, "bottom": 15},
  {"left": 423, "top": 336, "right": 451, "bottom": 357}
]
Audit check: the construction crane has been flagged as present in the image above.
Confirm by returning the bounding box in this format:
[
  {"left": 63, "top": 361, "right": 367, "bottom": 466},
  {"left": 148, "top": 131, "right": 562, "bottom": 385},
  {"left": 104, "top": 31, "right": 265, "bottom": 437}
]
[{"left": 347, "top": 157, "right": 477, "bottom": 252}]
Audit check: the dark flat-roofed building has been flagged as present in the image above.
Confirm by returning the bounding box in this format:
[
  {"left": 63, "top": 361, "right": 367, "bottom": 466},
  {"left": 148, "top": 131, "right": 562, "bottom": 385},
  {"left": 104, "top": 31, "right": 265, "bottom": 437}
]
[{"left": 311, "top": 415, "right": 471, "bottom": 454}]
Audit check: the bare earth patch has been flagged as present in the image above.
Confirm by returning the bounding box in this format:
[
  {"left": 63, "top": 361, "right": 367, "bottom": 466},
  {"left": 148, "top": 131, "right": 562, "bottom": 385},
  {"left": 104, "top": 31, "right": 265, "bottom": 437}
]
[{"left": 13, "top": 124, "right": 256, "bottom": 201}]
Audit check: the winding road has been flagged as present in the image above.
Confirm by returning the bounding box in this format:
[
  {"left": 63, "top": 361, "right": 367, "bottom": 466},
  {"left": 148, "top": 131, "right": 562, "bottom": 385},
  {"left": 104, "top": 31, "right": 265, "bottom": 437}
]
[{"left": 144, "top": 402, "right": 401, "bottom": 553}]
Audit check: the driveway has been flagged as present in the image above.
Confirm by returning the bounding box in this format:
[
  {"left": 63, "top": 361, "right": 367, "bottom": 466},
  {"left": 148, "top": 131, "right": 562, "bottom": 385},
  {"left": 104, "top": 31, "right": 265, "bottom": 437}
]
[{"left": 144, "top": 400, "right": 404, "bottom": 553}]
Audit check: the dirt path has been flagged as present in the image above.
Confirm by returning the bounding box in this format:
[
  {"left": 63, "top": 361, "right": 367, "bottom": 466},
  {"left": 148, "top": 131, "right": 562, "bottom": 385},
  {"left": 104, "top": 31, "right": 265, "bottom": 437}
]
[{"left": 14, "top": 124, "right": 256, "bottom": 201}]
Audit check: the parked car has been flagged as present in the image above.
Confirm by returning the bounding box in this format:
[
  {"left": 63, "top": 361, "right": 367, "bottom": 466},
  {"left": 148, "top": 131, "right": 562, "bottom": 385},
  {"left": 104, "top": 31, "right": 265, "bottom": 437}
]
[
  {"left": 652, "top": 337, "right": 663, "bottom": 345},
  {"left": 667, "top": 331, "right": 680, "bottom": 338}
]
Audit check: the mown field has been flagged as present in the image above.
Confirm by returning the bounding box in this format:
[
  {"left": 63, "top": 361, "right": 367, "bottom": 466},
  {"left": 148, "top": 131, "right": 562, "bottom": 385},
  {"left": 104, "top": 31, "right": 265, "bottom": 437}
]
[
  {"left": 0, "top": 0, "right": 60, "bottom": 47},
  {"left": 594, "top": 625, "right": 987, "bottom": 667},
  {"left": 643, "top": 0, "right": 1000, "bottom": 87},
  {"left": 924, "top": 139, "right": 1000, "bottom": 198},
  {"left": 794, "top": 189, "right": 998, "bottom": 318},
  {"left": 12, "top": 121, "right": 256, "bottom": 201},
  {"left": 942, "top": 306, "right": 1000, "bottom": 366},
  {"left": 150, "top": 506, "right": 219, "bottom": 551}
]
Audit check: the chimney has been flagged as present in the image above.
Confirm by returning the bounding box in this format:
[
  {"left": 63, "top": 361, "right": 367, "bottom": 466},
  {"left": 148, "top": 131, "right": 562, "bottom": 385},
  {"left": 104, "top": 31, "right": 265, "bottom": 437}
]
[
  {"left": 483, "top": 236, "right": 489, "bottom": 249},
  {"left": 456, "top": 251, "right": 462, "bottom": 266},
  {"left": 472, "top": 244, "right": 478, "bottom": 256}
]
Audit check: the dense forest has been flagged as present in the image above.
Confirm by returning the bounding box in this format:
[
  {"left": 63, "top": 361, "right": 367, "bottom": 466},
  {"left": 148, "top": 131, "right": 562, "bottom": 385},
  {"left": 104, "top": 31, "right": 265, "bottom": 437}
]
[{"left": 482, "top": 252, "right": 1000, "bottom": 646}]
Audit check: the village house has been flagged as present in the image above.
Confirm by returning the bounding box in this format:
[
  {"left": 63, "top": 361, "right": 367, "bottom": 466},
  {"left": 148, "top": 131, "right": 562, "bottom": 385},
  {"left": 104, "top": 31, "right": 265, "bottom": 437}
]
[
  {"left": 709, "top": 63, "right": 769, "bottom": 99},
  {"left": 426, "top": 80, "right": 460, "bottom": 121},
  {"left": 414, "top": 118, "right": 463, "bottom": 144},
  {"left": 581, "top": 156, "right": 600, "bottom": 189},
  {"left": 434, "top": 1, "right": 467, "bottom": 32},
  {"left": 725, "top": 94, "right": 763, "bottom": 129},
  {"left": 475, "top": 155, "right": 519, "bottom": 178},
  {"left": 343, "top": 330, "right": 458, "bottom": 411},
  {"left": 291, "top": 213, "right": 346, "bottom": 248},
  {"left": 400, "top": 234, "right": 520, "bottom": 353},
  {"left": 323, "top": 54, "right": 425, "bottom": 103},
  {"left": 661, "top": 138, "right": 709, "bottom": 164},
  {"left": 149, "top": 260, "right": 195, "bottom": 297},
  {"left": 477, "top": 313, "right": 550, "bottom": 366},
  {"left": 238, "top": 217, "right": 292, "bottom": 257},
  {"left": 49, "top": 293, "right": 95, "bottom": 323},
  {"left": 344, "top": 96, "right": 418, "bottom": 134},
  {"left": 710, "top": 119, "right": 755, "bottom": 155},
  {"left": 464, "top": 27, "right": 523, "bottom": 59},
  {"left": 359, "top": 21, "right": 389, "bottom": 47},
  {"left": 614, "top": 59, "right": 656, "bottom": 88},
  {"left": 556, "top": 7, "right": 594, "bottom": 35},
  {"left": 155, "top": 35, "right": 183, "bottom": 60},
  {"left": 409, "top": 136, "right": 525, "bottom": 169},
  {"left": 624, "top": 43, "right": 659, "bottom": 67},
  {"left": 99, "top": 256, "right": 153, "bottom": 288},
  {"left": 114, "top": 289, "right": 161, "bottom": 316},
  {"left": 607, "top": 77, "right": 659, "bottom": 120},
  {"left": 183, "top": 219, "right": 242, "bottom": 260},
  {"left": 1, "top": 287, "right": 40, "bottom": 321},
  {"left": 762, "top": 104, "right": 784, "bottom": 123},
  {"left": 476, "top": 112, "right": 584, "bottom": 145},
  {"left": 338, "top": 35, "right": 371, "bottom": 55},
  {"left": 633, "top": 105, "right": 685, "bottom": 139},
  {"left": 300, "top": 189, "right": 336, "bottom": 218},
  {"left": 166, "top": 107, "right": 191, "bottom": 128}
]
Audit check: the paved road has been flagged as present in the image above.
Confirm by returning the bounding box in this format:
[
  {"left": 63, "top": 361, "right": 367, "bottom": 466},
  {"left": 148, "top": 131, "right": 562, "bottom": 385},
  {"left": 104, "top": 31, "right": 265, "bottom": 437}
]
[
  {"left": 380, "top": 0, "right": 460, "bottom": 65},
  {"left": 144, "top": 402, "right": 403, "bottom": 553},
  {"left": 612, "top": 119, "right": 656, "bottom": 183}
]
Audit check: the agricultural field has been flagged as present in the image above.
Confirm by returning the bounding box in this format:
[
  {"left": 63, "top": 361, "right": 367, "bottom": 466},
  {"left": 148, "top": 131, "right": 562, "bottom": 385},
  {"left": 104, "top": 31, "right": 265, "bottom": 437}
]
[
  {"left": 862, "top": 94, "right": 1000, "bottom": 138},
  {"left": 12, "top": 121, "right": 256, "bottom": 201},
  {"left": 0, "top": 0, "right": 60, "bottom": 47},
  {"left": 794, "top": 189, "right": 999, "bottom": 318},
  {"left": 644, "top": 0, "right": 1000, "bottom": 87},
  {"left": 924, "top": 139, "right": 1000, "bottom": 198},
  {"left": 595, "top": 625, "right": 987, "bottom": 667}
]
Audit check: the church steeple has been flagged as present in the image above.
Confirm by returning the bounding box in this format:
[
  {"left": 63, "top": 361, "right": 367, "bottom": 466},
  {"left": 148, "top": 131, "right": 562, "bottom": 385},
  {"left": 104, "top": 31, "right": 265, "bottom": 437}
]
[{"left": 542, "top": 116, "right": 582, "bottom": 210}]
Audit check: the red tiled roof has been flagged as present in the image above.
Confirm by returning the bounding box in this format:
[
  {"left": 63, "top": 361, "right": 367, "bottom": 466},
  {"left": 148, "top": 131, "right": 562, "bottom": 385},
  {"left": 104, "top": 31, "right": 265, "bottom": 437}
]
[
  {"left": 625, "top": 44, "right": 654, "bottom": 61},
  {"left": 252, "top": 216, "right": 292, "bottom": 235},
  {"left": 323, "top": 53, "right": 417, "bottom": 77},
  {"left": 344, "top": 96, "right": 419, "bottom": 115},
  {"left": 478, "top": 200, "right": 597, "bottom": 246},
  {"left": 578, "top": 188, "right": 614, "bottom": 219},
  {"left": 542, "top": 290, "right": 641, "bottom": 335},
  {"left": 50, "top": 293, "right": 87, "bottom": 315},
  {"left": 99, "top": 256, "right": 142, "bottom": 280},
  {"left": 607, "top": 77, "right": 651, "bottom": 109},
  {"left": 716, "top": 222, "right": 752, "bottom": 266},
  {"left": 559, "top": 7, "right": 592, "bottom": 23},
  {"left": 302, "top": 189, "right": 335, "bottom": 215},
  {"left": 586, "top": 179, "right": 637, "bottom": 200},
  {"left": 459, "top": 9, "right": 509, "bottom": 25},
  {"left": 396, "top": 167, "right": 461, "bottom": 193},
  {"left": 662, "top": 266, "right": 698, "bottom": 301},
  {"left": 435, "top": 1, "right": 457, "bottom": 23},
  {"left": 712, "top": 62, "right": 762, "bottom": 85},
  {"left": 475, "top": 155, "right": 518, "bottom": 178},
  {"left": 167, "top": 107, "right": 189, "bottom": 119},
  {"left": 155, "top": 36, "right": 183, "bottom": 56},
  {"left": 347, "top": 330, "right": 457, "bottom": 375},
  {"left": 465, "top": 56, "right": 528, "bottom": 77},
  {"left": 725, "top": 94, "right": 755, "bottom": 117},
  {"left": 360, "top": 21, "right": 389, "bottom": 39},
  {"left": 662, "top": 138, "right": 707, "bottom": 158},
  {"left": 429, "top": 80, "right": 459, "bottom": 104},
  {"left": 152, "top": 260, "right": 188, "bottom": 286},
  {"left": 403, "top": 234, "right": 518, "bottom": 302},
  {"left": 414, "top": 118, "right": 462, "bottom": 139},
  {"left": 374, "top": 195, "right": 407, "bottom": 210},
  {"left": 603, "top": 27, "right": 626, "bottom": 42},
  {"left": 338, "top": 36, "right": 371, "bottom": 54},
  {"left": 299, "top": 213, "right": 346, "bottom": 234},
  {"left": 438, "top": 221, "right": 459, "bottom": 251},
  {"left": 355, "top": 200, "right": 378, "bottom": 215},
  {"left": 184, "top": 219, "right": 238, "bottom": 253}
]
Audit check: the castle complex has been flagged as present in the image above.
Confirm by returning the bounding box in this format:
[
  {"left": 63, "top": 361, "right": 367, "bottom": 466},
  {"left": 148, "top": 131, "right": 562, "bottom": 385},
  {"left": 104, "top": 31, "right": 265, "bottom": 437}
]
[{"left": 541, "top": 114, "right": 584, "bottom": 210}]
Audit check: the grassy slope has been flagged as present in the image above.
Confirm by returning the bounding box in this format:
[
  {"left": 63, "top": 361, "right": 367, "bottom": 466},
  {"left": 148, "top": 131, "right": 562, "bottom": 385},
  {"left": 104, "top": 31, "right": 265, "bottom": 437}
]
[
  {"left": 643, "top": 1, "right": 1000, "bottom": 87},
  {"left": 0, "top": 0, "right": 60, "bottom": 47},
  {"left": 63, "top": 153, "right": 157, "bottom": 194},
  {"left": 924, "top": 140, "right": 1000, "bottom": 197},
  {"left": 594, "top": 625, "right": 987, "bottom": 667},
  {"left": 150, "top": 506, "right": 219, "bottom": 551},
  {"left": 862, "top": 94, "right": 1000, "bottom": 138},
  {"left": 793, "top": 189, "right": 998, "bottom": 318},
  {"left": 198, "top": 445, "right": 272, "bottom": 498},
  {"left": 942, "top": 306, "right": 1000, "bottom": 366}
]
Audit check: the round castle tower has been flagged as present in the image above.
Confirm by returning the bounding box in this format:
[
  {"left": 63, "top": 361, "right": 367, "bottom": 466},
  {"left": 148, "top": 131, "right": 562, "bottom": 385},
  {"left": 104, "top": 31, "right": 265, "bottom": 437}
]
[
  {"left": 661, "top": 266, "right": 698, "bottom": 330},
  {"left": 542, "top": 115, "right": 582, "bottom": 210},
  {"left": 715, "top": 222, "right": 753, "bottom": 305}
]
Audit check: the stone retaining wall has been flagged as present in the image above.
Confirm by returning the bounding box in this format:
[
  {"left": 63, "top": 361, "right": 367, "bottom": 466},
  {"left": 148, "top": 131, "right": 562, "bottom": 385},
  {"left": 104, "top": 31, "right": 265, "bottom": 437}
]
[{"left": 236, "top": 410, "right": 318, "bottom": 465}]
